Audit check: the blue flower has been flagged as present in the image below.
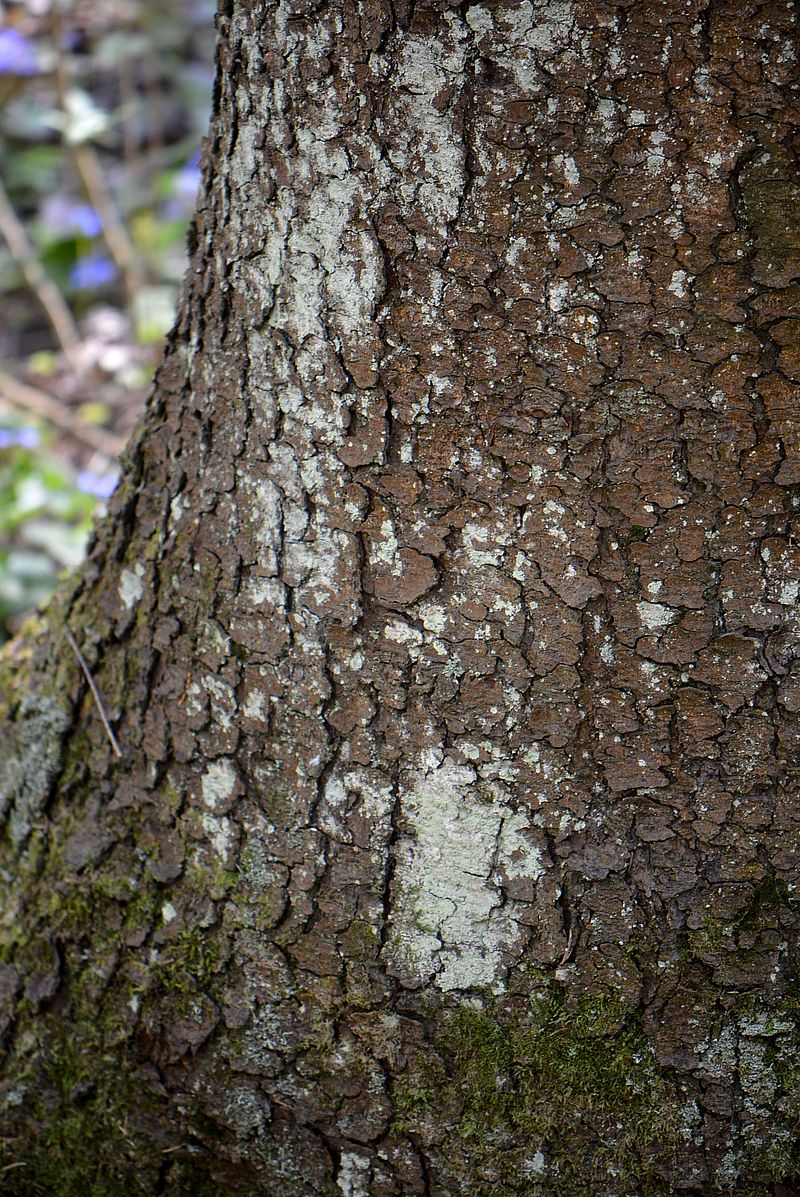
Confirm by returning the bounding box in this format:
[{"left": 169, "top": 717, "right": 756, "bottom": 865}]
[
  {"left": 71, "top": 204, "right": 102, "bottom": 237},
  {"left": 42, "top": 197, "right": 103, "bottom": 239},
  {"left": 176, "top": 151, "right": 202, "bottom": 194},
  {"left": 164, "top": 152, "right": 202, "bottom": 217},
  {"left": 70, "top": 254, "right": 117, "bottom": 290},
  {"left": 0, "top": 427, "right": 39, "bottom": 449},
  {"left": 15, "top": 427, "right": 39, "bottom": 448},
  {"left": 76, "top": 470, "right": 118, "bottom": 499},
  {"left": 0, "top": 29, "right": 38, "bottom": 76}
]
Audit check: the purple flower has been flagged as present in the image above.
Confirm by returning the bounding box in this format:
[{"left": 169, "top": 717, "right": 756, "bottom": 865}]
[
  {"left": 15, "top": 426, "right": 39, "bottom": 448},
  {"left": 70, "top": 254, "right": 117, "bottom": 290},
  {"left": 0, "top": 426, "right": 39, "bottom": 449},
  {"left": 42, "top": 197, "right": 103, "bottom": 239},
  {"left": 76, "top": 470, "right": 118, "bottom": 499},
  {"left": 0, "top": 29, "right": 38, "bottom": 76},
  {"left": 72, "top": 204, "right": 102, "bottom": 237},
  {"left": 177, "top": 151, "right": 202, "bottom": 194},
  {"left": 164, "top": 152, "right": 202, "bottom": 217}
]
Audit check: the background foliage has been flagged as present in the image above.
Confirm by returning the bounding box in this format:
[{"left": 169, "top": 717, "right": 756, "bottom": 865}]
[{"left": 0, "top": 0, "right": 214, "bottom": 637}]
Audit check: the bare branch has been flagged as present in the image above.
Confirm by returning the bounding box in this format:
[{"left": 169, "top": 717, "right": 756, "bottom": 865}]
[{"left": 0, "top": 176, "right": 81, "bottom": 371}]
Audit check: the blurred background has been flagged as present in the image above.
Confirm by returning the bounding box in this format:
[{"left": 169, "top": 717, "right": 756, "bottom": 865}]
[{"left": 0, "top": 0, "right": 215, "bottom": 639}]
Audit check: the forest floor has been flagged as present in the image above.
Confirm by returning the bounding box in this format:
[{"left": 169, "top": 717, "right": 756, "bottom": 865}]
[{"left": 0, "top": 0, "right": 213, "bottom": 638}]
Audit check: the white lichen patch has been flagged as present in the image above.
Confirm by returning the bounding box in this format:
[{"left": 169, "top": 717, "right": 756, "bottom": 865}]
[
  {"left": 384, "top": 618, "right": 423, "bottom": 646},
  {"left": 779, "top": 579, "right": 799, "bottom": 605},
  {"left": 390, "top": 18, "right": 468, "bottom": 234},
  {"left": 242, "top": 690, "right": 269, "bottom": 721},
  {"left": 318, "top": 773, "right": 349, "bottom": 842},
  {"left": 384, "top": 755, "right": 543, "bottom": 992},
  {"left": 235, "top": 469, "right": 282, "bottom": 575},
  {"left": 521, "top": 1151, "right": 547, "bottom": 1178},
  {"left": 463, "top": 519, "right": 510, "bottom": 567},
  {"left": 185, "top": 680, "right": 206, "bottom": 720},
  {"left": 119, "top": 562, "right": 145, "bottom": 611},
  {"left": 315, "top": 766, "right": 396, "bottom": 850},
  {"left": 336, "top": 1152, "right": 370, "bottom": 1197},
  {"left": 201, "top": 812, "right": 236, "bottom": 862},
  {"left": 465, "top": 5, "right": 494, "bottom": 35},
  {"left": 471, "top": 1, "right": 576, "bottom": 91},
  {"left": 645, "top": 129, "right": 668, "bottom": 174},
  {"left": 497, "top": 809, "right": 546, "bottom": 882},
  {"left": 637, "top": 601, "right": 676, "bottom": 631},
  {"left": 418, "top": 603, "right": 447, "bottom": 634},
  {"left": 548, "top": 278, "right": 570, "bottom": 312},
  {"left": 371, "top": 517, "right": 400, "bottom": 570},
  {"left": 553, "top": 152, "right": 580, "bottom": 185},
  {"left": 668, "top": 269, "right": 688, "bottom": 299},
  {"left": 201, "top": 758, "right": 238, "bottom": 811},
  {"left": 282, "top": 525, "right": 360, "bottom": 619},
  {"left": 204, "top": 674, "right": 237, "bottom": 731},
  {"left": 290, "top": 133, "right": 383, "bottom": 341}
]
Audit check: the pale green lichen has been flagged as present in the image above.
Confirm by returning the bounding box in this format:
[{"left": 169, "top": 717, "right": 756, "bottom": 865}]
[
  {"left": 0, "top": 691, "right": 71, "bottom": 846},
  {"left": 201, "top": 759, "right": 238, "bottom": 810},
  {"left": 384, "top": 754, "right": 545, "bottom": 992}
]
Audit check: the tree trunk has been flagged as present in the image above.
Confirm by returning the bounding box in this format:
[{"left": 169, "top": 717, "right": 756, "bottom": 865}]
[{"left": 2, "top": 1, "right": 800, "bottom": 1192}]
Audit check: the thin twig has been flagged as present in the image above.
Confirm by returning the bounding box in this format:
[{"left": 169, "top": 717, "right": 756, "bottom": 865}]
[
  {"left": 118, "top": 51, "right": 140, "bottom": 187},
  {"left": 50, "top": 8, "right": 144, "bottom": 306},
  {"left": 0, "top": 371, "right": 124, "bottom": 458},
  {"left": 73, "top": 142, "right": 145, "bottom": 304},
  {"left": 558, "top": 926, "right": 575, "bottom": 967},
  {"left": 0, "top": 175, "right": 81, "bottom": 370},
  {"left": 64, "top": 624, "right": 122, "bottom": 757}
]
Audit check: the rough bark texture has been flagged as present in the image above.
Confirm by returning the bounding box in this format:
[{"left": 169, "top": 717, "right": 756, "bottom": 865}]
[{"left": 2, "top": 1, "right": 800, "bottom": 1193}]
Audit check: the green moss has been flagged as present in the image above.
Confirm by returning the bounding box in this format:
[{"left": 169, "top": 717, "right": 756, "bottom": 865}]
[
  {"left": 48, "top": 885, "right": 93, "bottom": 937},
  {"left": 740, "top": 120, "right": 800, "bottom": 260},
  {"left": 683, "top": 875, "right": 797, "bottom": 967},
  {"left": 343, "top": 917, "right": 380, "bottom": 961},
  {"left": 156, "top": 926, "right": 218, "bottom": 986},
  {"left": 258, "top": 787, "right": 295, "bottom": 827},
  {"left": 159, "top": 780, "right": 183, "bottom": 816},
  {"left": 0, "top": 1024, "right": 160, "bottom": 1197},
  {"left": 187, "top": 861, "right": 239, "bottom": 901},
  {"left": 394, "top": 986, "right": 683, "bottom": 1195},
  {"left": 393, "top": 1049, "right": 448, "bottom": 1124},
  {"left": 0, "top": 1021, "right": 224, "bottom": 1197},
  {"left": 0, "top": 869, "right": 224, "bottom": 1194},
  {"left": 627, "top": 524, "right": 649, "bottom": 541},
  {"left": 152, "top": 926, "right": 225, "bottom": 1019}
]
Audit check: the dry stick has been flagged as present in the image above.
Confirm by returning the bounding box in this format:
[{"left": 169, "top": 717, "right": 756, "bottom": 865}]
[
  {"left": 73, "top": 142, "right": 145, "bottom": 305},
  {"left": 0, "top": 371, "right": 124, "bottom": 458},
  {"left": 49, "top": 9, "right": 143, "bottom": 307},
  {"left": 117, "top": 51, "right": 140, "bottom": 203},
  {"left": 64, "top": 624, "right": 122, "bottom": 757},
  {"left": 0, "top": 176, "right": 82, "bottom": 371}
]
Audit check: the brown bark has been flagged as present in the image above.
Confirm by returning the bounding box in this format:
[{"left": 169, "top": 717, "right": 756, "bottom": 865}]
[{"left": 1, "top": 1, "right": 800, "bottom": 1193}]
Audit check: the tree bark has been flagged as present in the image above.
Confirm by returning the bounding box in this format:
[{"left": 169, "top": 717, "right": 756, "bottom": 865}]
[{"left": 2, "top": 1, "right": 800, "bottom": 1193}]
